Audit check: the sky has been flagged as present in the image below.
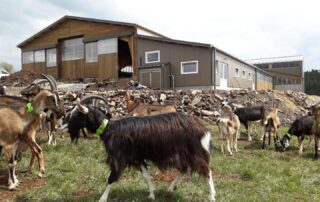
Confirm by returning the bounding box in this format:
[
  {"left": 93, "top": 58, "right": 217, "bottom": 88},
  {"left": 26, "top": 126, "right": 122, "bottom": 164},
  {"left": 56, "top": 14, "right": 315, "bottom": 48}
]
[{"left": 0, "top": 0, "right": 319, "bottom": 72}]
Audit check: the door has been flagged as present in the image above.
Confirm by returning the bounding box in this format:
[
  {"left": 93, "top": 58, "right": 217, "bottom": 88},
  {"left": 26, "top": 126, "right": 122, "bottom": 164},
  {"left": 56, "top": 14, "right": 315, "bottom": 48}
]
[
  {"left": 139, "top": 68, "right": 162, "bottom": 88},
  {"left": 252, "top": 73, "right": 255, "bottom": 90},
  {"left": 220, "top": 63, "right": 228, "bottom": 89},
  {"left": 151, "top": 70, "right": 161, "bottom": 88}
]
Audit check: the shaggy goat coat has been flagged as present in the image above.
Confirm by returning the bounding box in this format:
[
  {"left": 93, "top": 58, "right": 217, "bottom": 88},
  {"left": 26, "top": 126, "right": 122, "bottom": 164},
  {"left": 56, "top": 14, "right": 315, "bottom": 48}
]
[{"left": 68, "top": 107, "right": 215, "bottom": 201}]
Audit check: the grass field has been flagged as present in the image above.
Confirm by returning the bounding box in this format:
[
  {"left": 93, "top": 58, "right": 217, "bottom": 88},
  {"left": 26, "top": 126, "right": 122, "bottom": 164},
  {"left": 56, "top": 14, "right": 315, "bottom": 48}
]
[{"left": 1, "top": 124, "right": 320, "bottom": 202}]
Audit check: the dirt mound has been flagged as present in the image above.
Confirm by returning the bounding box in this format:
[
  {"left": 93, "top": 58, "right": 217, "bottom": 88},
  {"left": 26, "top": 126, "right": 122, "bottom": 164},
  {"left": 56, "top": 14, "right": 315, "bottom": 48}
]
[{"left": 0, "top": 70, "right": 41, "bottom": 86}]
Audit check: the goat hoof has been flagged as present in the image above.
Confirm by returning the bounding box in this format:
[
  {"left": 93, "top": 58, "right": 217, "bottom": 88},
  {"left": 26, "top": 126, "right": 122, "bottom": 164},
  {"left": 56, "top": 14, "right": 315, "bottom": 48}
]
[
  {"left": 37, "top": 172, "right": 44, "bottom": 178},
  {"left": 8, "top": 184, "right": 17, "bottom": 190},
  {"left": 148, "top": 193, "right": 155, "bottom": 200}
]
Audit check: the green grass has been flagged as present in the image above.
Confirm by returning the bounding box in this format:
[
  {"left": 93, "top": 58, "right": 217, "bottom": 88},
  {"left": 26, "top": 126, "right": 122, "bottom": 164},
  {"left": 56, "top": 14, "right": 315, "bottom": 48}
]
[{"left": 1, "top": 125, "right": 320, "bottom": 202}]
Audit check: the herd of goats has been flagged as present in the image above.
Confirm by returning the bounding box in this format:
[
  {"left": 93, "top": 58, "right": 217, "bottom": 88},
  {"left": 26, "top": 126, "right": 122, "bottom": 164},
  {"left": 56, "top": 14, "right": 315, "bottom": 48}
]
[{"left": 0, "top": 74, "right": 320, "bottom": 202}]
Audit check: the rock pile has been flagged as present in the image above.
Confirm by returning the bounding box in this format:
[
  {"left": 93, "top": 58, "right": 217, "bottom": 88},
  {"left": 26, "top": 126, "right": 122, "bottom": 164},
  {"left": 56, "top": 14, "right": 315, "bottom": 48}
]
[{"left": 58, "top": 88, "right": 320, "bottom": 124}]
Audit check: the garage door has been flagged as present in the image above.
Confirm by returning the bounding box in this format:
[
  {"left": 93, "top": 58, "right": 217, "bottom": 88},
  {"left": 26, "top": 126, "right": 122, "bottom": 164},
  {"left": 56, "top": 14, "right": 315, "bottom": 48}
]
[{"left": 139, "top": 68, "right": 162, "bottom": 88}]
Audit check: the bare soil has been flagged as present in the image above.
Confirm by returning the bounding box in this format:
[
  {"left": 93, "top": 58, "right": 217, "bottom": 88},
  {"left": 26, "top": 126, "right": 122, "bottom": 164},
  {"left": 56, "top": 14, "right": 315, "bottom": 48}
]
[{"left": 0, "top": 170, "right": 45, "bottom": 202}]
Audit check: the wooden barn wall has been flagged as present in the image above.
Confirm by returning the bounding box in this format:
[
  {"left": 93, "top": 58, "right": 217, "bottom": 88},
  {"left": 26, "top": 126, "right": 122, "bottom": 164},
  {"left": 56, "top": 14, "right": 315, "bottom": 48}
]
[
  {"left": 98, "top": 53, "right": 118, "bottom": 79},
  {"left": 257, "top": 80, "right": 272, "bottom": 90},
  {"left": 22, "top": 20, "right": 135, "bottom": 49},
  {"left": 22, "top": 64, "right": 34, "bottom": 72},
  {"left": 61, "top": 59, "right": 84, "bottom": 79},
  {"left": 137, "top": 38, "right": 212, "bottom": 88},
  {"left": 20, "top": 19, "right": 135, "bottom": 79},
  {"left": 46, "top": 67, "right": 58, "bottom": 78}
]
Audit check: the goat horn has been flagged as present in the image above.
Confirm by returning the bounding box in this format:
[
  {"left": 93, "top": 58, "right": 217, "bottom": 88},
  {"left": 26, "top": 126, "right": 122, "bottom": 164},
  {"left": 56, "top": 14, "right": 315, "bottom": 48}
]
[
  {"left": 47, "top": 75, "right": 58, "bottom": 90},
  {"left": 80, "top": 95, "right": 108, "bottom": 107},
  {"left": 40, "top": 74, "right": 56, "bottom": 91},
  {"left": 32, "top": 79, "right": 48, "bottom": 85},
  {"left": 76, "top": 103, "right": 89, "bottom": 114}
]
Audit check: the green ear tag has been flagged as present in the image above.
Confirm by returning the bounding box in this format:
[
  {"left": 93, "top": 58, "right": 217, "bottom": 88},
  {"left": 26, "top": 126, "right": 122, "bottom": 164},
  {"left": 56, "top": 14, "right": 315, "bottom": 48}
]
[
  {"left": 26, "top": 103, "right": 34, "bottom": 113},
  {"left": 96, "top": 128, "right": 103, "bottom": 136}
]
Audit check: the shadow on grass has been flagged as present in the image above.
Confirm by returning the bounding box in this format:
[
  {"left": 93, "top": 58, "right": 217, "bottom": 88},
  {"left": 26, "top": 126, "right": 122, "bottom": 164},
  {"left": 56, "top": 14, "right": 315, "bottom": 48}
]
[{"left": 15, "top": 188, "right": 184, "bottom": 202}]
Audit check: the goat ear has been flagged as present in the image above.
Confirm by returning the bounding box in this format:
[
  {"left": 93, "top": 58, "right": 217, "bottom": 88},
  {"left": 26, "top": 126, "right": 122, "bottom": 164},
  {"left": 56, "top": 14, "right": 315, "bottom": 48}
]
[{"left": 76, "top": 103, "right": 89, "bottom": 114}]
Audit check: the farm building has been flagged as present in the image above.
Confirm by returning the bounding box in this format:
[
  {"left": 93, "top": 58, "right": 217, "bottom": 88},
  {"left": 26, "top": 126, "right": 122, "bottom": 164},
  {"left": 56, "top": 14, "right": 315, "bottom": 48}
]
[
  {"left": 247, "top": 55, "right": 304, "bottom": 92},
  {"left": 17, "top": 15, "right": 273, "bottom": 90}
]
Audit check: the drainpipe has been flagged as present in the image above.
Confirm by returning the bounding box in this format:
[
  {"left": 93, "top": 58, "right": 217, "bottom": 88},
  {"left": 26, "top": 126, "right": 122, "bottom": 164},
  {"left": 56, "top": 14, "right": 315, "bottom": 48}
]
[
  {"left": 211, "top": 46, "right": 217, "bottom": 95},
  {"left": 167, "top": 63, "right": 175, "bottom": 90},
  {"left": 169, "top": 75, "right": 175, "bottom": 90}
]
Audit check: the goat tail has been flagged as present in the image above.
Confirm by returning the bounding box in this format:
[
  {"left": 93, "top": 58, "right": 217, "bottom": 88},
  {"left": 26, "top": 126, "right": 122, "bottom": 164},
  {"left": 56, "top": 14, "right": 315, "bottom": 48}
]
[{"left": 201, "top": 131, "right": 212, "bottom": 153}]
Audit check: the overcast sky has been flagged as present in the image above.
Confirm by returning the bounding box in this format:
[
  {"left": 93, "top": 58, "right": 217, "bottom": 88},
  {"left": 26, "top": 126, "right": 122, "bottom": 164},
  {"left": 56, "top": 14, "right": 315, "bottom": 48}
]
[{"left": 1, "top": 0, "right": 319, "bottom": 72}]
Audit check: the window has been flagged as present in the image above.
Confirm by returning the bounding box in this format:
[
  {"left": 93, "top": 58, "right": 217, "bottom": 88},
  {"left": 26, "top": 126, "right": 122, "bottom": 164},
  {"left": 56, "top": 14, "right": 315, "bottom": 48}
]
[
  {"left": 145, "top": 50, "right": 160, "bottom": 63},
  {"left": 242, "top": 70, "right": 246, "bottom": 78},
  {"left": 235, "top": 67, "right": 239, "bottom": 77},
  {"left": 86, "top": 42, "right": 98, "bottom": 63},
  {"left": 181, "top": 60, "right": 198, "bottom": 74},
  {"left": 248, "top": 72, "right": 252, "bottom": 80},
  {"left": 98, "top": 38, "right": 117, "bottom": 55},
  {"left": 22, "top": 51, "right": 34, "bottom": 64},
  {"left": 62, "top": 38, "right": 84, "bottom": 61},
  {"left": 46, "top": 48, "right": 56, "bottom": 67},
  {"left": 34, "top": 50, "right": 45, "bottom": 62}
]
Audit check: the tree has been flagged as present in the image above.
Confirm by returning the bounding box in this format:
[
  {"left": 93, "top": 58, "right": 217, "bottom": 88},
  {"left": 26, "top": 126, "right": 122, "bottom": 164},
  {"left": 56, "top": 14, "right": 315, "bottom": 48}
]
[
  {"left": 305, "top": 69, "right": 320, "bottom": 95},
  {"left": 0, "top": 62, "right": 14, "bottom": 74}
]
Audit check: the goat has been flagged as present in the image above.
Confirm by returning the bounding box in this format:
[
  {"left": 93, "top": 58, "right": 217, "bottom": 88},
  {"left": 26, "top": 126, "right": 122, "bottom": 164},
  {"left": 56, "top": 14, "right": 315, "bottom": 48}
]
[
  {"left": 21, "top": 75, "right": 62, "bottom": 145},
  {"left": 311, "top": 105, "right": 320, "bottom": 159},
  {"left": 0, "top": 84, "right": 6, "bottom": 95},
  {"left": 0, "top": 90, "right": 64, "bottom": 189},
  {"left": 59, "top": 95, "right": 109, "bottom": 141},
  {"left": 120, "top": 90, "right": 176, "bottom": 116},
  {"left": 262, "top": 108, "right": 281, "bottom": 149},
  {"left": 67, "top": 104, "right": 216, "bottom": 202},
  {"left": 234, "top": 106, "right": 265, "bottom": 141},
  {"left": 217, "top": 104, "right": 240, "bottom": 155},
  {"left": 281, "top": 115, "right": 314, "bottom": 153}
]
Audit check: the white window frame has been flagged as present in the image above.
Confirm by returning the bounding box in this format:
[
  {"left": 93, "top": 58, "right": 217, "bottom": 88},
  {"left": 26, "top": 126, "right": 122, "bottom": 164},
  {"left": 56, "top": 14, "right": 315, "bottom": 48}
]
[
  {"left": 248, "top": 72, "right": 252, "bottom": 80},
  {"left": 145, "top": 50, "right": 160, "bottom": 63},
  {"left": 181, "top": 60, "right": 199, "bottom": 74},
  {"left": 242, "top": 70, "right": 246, "bottom": 79},
  {"left": 235, "top": 67, "right": 239, "bottom": 77}
]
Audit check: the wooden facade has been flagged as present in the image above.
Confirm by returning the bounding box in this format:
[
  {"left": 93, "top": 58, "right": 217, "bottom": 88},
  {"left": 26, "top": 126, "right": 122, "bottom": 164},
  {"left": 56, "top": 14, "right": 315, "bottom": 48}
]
[{"left": 18, "top": 16, "right": 145, "bottom": 80}]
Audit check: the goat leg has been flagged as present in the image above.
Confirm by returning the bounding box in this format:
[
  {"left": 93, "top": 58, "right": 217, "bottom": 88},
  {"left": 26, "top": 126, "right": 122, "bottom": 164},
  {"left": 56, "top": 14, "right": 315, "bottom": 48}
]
[
  {"left": 140, "top": 164, "right": 156, "bottom": 199},
  {"left": 268, "top": 132, "right": 271, "bottom": 146},
  {"left": 298, "top": 136, "right": 304, "bottom": 154},
  {"left": 99, "top": 159, "right": 126, "bottom": 202},
  {"left": 262, "top": 132, "right": 266, "bottom": 149},
  {"left": 26, "top": 139, "right": 45, "bottom": 177},
  {"left": 208, "top": 169, "right": 216, "bottom": 202},
  {"left": 315, "top": 135, "right": 319, "bottom": 160}
]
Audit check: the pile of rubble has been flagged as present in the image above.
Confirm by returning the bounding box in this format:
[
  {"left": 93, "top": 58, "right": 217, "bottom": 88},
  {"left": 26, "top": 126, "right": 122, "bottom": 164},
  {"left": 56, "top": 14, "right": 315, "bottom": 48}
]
[
  {"left": 58, "top": 88, "right": 320, "bottom": 124},
  {"left": 0, "top": 70, "right": 42, "bottom": 87}
]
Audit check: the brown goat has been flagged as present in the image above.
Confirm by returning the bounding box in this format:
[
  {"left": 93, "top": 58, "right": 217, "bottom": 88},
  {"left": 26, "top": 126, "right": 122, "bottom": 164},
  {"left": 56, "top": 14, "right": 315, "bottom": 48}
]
[
  {"left": 262, "top": 108, "right": 281, "bottom": 149},
  {"left": 0, "top": 90, "right": 64, "bottom": 190},
  {"left": 121, "top": 90, "right": 176, "bottom": 116},
  {"left": 217, "top": 104, "right": 240, "bottom": 155}
]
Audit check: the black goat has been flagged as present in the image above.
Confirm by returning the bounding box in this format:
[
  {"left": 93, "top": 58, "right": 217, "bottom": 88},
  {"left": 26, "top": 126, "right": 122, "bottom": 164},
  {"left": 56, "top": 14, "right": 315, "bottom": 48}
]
[
  {"left": 0, "top": 84, "right": 6, "bottom": 95},
  {"left": 281, "top": 115, "right": 314, "bottom": 153},
  {"left": 67, "top": 104, "right": 216, "bottom": 201},
  {"left": 234, "top": 106, "right": 265, "bottom": 141}
]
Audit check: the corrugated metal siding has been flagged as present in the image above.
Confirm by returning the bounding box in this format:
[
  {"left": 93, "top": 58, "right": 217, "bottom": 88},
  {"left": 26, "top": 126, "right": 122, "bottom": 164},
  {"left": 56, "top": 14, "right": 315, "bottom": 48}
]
[{"left": 137, "top": 38, "right": 212, "bottom": 88}]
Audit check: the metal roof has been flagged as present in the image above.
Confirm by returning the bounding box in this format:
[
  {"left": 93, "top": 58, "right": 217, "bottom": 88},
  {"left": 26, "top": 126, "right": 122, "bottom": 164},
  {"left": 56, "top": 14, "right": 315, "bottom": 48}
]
[
  {"left": 246, "top": 55, "right": 303, "bottom": 64},
  {"left": 17, "top": 15, "right": 168, "bottom": 48},
  {"left": 137, "top": 35, "right": 211, "bottom": 48}
]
